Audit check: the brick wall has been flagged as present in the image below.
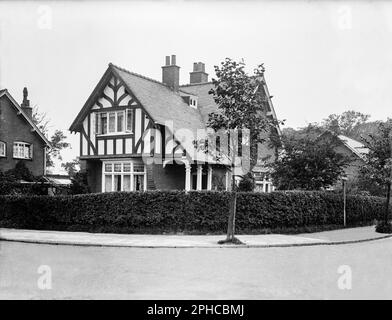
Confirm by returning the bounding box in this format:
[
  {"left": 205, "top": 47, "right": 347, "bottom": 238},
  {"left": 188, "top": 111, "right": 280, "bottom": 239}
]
[
  {"left": 83, "top": 159, "right": 102, "bottom": 193},
  {"left": 0, "top": 95, "right": 46, "bottom": 176}
]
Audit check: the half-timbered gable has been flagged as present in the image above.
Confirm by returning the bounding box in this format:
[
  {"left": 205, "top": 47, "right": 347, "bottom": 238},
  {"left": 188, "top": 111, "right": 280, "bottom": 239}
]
[{"left": 71, "top": 71, "right": 160, "bottom": 159}]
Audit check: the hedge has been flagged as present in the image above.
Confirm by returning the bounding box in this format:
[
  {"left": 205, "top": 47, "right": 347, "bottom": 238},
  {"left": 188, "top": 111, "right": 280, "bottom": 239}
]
[{"left": 0, "top": 191, "right": 387, "bottom": 234}]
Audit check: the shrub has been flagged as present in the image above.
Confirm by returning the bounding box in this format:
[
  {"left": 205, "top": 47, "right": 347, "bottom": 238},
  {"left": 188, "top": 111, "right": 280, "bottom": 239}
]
[
  {"left": 237, "top": 173, "right": 255, "bottom": 192},
  {"left": 69, "top": 171, "right": 89, "bottom": 195},
  {"left": 375, "top": 221, "right": 392, "bottom": 234},
  {"left": 0, "top": 190, "right": 386, "bottom": 234}
]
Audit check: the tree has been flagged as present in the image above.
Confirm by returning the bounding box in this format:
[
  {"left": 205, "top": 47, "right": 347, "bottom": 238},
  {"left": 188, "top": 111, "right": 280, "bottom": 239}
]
[
  {"left": 61, "top": 158, "right": 80, "bottom": 177},
  {"left": 202, "top": 58, "right": 279, "bottom": 243},
  {"left": 46, "top": 130, "right": 71, "bottom": 167},
  {"left": 322, "top": 110, "right": 370, "bottom": 139},
  {"left": 270, "top": 125, "right": 349, "bottom": 190},
  {"left": 360, "top": 119, "right": 392, "bottom": 232},
  {"left": 32, "top": 106, "right": 70, "bottom": 167}
]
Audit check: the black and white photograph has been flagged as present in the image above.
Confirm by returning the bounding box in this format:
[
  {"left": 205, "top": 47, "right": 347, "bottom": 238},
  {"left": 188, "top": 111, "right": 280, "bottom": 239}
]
[{"left": 1, "top": 0, "right": 392, "bottom": 306}]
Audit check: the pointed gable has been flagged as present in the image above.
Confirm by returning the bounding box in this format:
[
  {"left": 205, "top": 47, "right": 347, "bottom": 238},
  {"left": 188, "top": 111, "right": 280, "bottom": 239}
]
[{"left": 0, "top": 89, "right": 51, "bottom": 147}]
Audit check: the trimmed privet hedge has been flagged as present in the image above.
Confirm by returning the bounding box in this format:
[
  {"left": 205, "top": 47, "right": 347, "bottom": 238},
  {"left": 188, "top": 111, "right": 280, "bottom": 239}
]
[{"left": 0, "top": 191, "right": 387, "bottom": 234}]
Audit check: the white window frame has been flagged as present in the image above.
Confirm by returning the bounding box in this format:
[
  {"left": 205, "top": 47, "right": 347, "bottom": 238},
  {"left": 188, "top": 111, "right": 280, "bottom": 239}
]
[
  {"left": 101, "top": 160, "right": 147, "bottom": 192},
  {"left": 96, "top": 110, "right": 131, "bottom": 136},
  {"left": 13, "top": 142, "right": 33, "bottom": 159},
  {"left": 0, "top": 141, "right": 6, "bottom": 157}
]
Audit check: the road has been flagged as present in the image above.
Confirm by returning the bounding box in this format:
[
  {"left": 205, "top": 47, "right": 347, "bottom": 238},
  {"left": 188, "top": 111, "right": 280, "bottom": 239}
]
[{"left": 1, "top": 238, "right": 392, "bottom": 299}]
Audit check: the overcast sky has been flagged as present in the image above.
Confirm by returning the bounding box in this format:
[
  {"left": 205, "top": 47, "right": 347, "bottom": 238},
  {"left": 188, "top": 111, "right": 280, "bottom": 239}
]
[{"left": 1, "top": 0, "right": 392, "bottom": 166}]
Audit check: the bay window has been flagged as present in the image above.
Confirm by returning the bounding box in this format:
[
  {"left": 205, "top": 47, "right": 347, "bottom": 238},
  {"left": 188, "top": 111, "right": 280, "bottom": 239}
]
[
  {"left": 13, "top": 142, "right": 33, "bottom": 159},
  {"left": 102, "top": 160, "right": 146, "bottom": 192},
  {"left": 96, "top": 109, "right": 133, "bottom": 135}
]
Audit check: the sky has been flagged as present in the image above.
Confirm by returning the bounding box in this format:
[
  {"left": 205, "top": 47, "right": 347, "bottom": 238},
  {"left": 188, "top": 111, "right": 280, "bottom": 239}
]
[{"left": 1, "top": 0, "right": 392, "bottom": 167}]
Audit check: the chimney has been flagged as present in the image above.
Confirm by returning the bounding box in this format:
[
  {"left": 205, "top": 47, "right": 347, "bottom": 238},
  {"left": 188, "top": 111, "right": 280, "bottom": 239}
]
[
  {"left": 189, "top": 62, "right": 208, "bottom": 84},
  {"left": 21, "top": 87, "right": 32, "bottom": 119},
  {"left": 162, "top": 54, "right": 180, "bottom": 91}
]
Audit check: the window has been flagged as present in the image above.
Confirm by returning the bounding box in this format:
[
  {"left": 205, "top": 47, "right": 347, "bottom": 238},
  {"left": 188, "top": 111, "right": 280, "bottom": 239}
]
[
  {"left": 126, "top": 109, "right": 133, "bottom": 132},
  {"left": 96, "top": 110, "right": 131, "bottom": 135},
  {"left": 13, "top": 142, "right": 32, "bottom": 159},
  {"left": 0, "top": 141, "right": 5, "bottom": 157},
  {"left": 102, "top": 161, "right": 146, "bottom": 192}
]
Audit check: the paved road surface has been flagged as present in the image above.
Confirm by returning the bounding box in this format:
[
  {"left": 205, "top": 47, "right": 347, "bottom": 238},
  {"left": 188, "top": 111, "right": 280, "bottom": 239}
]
[{"left": 1, "top": 238, "right": 392, "bottom": 299}]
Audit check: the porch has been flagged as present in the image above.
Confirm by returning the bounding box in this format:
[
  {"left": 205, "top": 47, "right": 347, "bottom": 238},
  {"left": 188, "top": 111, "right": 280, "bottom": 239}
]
[{"left": 163, "top": 159, "right": 229, "bottom": 191}]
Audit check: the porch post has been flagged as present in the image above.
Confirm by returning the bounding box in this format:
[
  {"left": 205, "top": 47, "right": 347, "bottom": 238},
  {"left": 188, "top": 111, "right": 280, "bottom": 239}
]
[
  {"left": 197, "top": 164, "right": 203, "bottom": 190},
  {"left": 207, "top": 165, "right": 213, "bottom": 190},
  {"left": 185, "top": 163, "right": 191, "bottom": 191}
]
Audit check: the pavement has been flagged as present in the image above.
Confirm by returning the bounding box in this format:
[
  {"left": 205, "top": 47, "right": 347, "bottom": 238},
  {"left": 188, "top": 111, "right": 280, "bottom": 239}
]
[{"left": 0, "top": 225, "right": 390, "bottom": 248}]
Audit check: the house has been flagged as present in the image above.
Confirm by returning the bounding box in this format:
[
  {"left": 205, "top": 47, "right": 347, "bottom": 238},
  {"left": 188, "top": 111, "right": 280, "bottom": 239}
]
[
  {"left": 0, "top": 88, "right": 51, "bottom": 176},
  {"left": 318, "top": 131, "right": 369, "bottom": 187},
  {"left": 69, "top": 55, "right": 280, "bottom": 193}
]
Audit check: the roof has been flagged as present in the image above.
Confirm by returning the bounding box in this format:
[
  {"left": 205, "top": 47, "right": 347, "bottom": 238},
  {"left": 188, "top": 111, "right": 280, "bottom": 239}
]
[
  {"left": 111, "top": 64, "right": 206, "bottom": 137},
  {"left": 319, "top": 131, "right": 369, "bottom": 160},
  {"left": 70, "top": 62, "right": 281, "bottom": 162},
  {"left": 45, "top": 174, "right": 72, "bottom": 186},
  {"left": 337, "top": 134, "right": 369, "bottom": 159},
  {"left": 0, "top": 89, "right": 51, "bottom": 147},
  {"left": 180, "top": 82, "right": 217, "bottom": 123},
  {"left": 180, "top": 74, "right": 281, "bottom": 137}
]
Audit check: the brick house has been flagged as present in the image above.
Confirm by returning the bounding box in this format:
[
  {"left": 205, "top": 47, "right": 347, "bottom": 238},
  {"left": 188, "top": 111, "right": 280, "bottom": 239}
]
[
  {"left": 0, "top": 88, "right": 51, "bottom": 176},
  {"left": 69, "top": 55, "right": 280, "bottom": 193}
]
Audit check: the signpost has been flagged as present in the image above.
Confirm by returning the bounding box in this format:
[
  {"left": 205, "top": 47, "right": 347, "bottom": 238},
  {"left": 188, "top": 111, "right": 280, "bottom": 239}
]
[{"left": 342, "top": 177, "right": 348, "bottom": 227}]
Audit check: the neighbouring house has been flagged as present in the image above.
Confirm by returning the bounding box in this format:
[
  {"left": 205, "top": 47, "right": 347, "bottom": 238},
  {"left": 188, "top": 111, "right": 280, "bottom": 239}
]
[
  {"left": 69, "top": 55, "right": 281, "bottom": 193},
  {"left": 318, "top": 131, "right": 369, "bottom": 189},
  {"left": 0, "top": 88, "right": 51, "bottom": 176},
  {"left": 44, "top": 168, "right": 72, "bottom": 195}
]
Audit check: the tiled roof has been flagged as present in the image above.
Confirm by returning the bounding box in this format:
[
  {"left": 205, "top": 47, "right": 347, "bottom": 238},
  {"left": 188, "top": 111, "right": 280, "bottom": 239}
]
[
  {"left": 111, "top": 64, "right": 206, "bottom": 136},
  {"left": 180, "top": 82, "right": 218, "bottom": 124},
  {"left": 337, "top": 134, "right": 369, "bottom": 159}
]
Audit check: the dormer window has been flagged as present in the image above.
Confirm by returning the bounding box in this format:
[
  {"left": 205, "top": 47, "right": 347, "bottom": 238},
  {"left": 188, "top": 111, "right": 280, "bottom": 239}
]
[
  {"left": 189, "top": 97, "right": 197, "bottom": 108},
  {"left": 180, "top": 94, "right": 198, "bottom": 108}
]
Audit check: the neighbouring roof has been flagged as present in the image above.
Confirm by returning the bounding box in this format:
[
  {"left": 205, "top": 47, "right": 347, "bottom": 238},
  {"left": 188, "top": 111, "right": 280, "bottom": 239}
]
[
  {"left": 0, "top": 89, "right": 51, "bottom": 147},
  {"left": 337, "top": 134, "right": 369, "bottom": 159},
  {"left": 45, "top": 174, "right": 72, "bottom": 186}
]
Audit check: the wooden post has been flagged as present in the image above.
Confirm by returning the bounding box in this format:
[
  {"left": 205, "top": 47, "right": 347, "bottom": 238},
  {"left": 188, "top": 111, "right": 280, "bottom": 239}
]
[
  {"left": 185, "top": 163, "right": 191, "bottom": 191},
  {"left": 207, "top": 165, "right": 213, "bottom": 190},
  {"left": 196, "top": 164, "right": 203, "bottom": 190}
]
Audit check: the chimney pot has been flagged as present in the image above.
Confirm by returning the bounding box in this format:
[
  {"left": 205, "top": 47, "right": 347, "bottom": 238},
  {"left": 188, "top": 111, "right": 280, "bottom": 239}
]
[
  {"left": 171, "top": 54, "right": 176, "bottom": 65},
  {"left": 165, "top": 56, "right": 170, "bottom": 66}
]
